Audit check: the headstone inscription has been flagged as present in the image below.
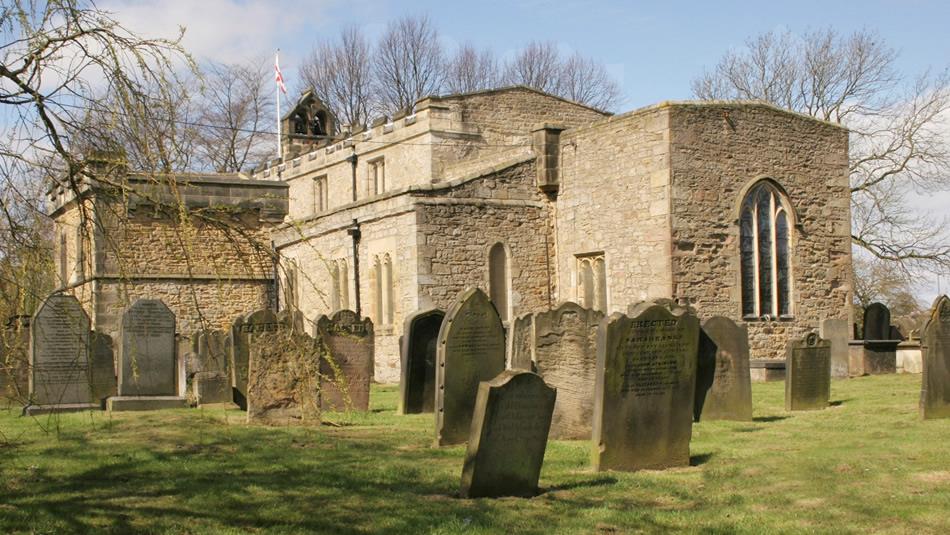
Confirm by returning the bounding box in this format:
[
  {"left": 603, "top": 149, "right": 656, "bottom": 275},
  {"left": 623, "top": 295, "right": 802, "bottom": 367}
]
[
  {"left": 398, "top": 308, "right": 444, "bottom": 414},
  {"left": 507, "top": 313, "right": 534, "bottom": 372},
  {"left": 921, "top": 295, "right": 950, "bottom": 419},
  {"left": 820, "top": 318, "right": 851, "bottom": 379},
  {"left": 108, "top": 299, "right": 186, "bottom": 411},
  {"left": 592, "top": 304, "right": 700, "bottom": 472},
  {"left": 785, "top": 332, "right": 831, "bottom": 411},
  {"left": 459, "top": 370, "right": 556, "bottom": 499},
  {"left": 25, "top": 294, "right": 96, "bottom": 414},
  {"left": 435, "top": 288, "right": 507, "bottom": 446},
  {"left": 89, "top": 331, "right": 116, "bottom": 407},
  {"left": 246, "top": 330, "right": 320, "bottom": 425},
  {"left": 533, "top": 302, "right": 603, "bottom": 439},
  {"left": 317, "top": 310, "right": 374, "bottom": 411},
  {"left": 230, "top": 309, "right": 279, "bottom": 410},
  {"left": 694, "top": 316, "right": 752, "bottom": 422}
]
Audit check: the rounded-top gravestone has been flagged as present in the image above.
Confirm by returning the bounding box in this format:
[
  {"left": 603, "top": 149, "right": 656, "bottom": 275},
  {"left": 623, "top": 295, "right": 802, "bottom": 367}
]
[
  {"left": 27, "top": 293, "right": 94, "bottom": 413},
  {"left": 399, "top": 308, "right": 444, "bottom": 415},
  {"left": 921, "top": 295, "right": 950, "bottom": 419}
]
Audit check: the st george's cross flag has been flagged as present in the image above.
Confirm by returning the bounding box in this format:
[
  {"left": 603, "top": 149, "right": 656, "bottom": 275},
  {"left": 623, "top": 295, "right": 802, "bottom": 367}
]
[{"left": 275, "top": 52, "right": 287, "bottom": 94}]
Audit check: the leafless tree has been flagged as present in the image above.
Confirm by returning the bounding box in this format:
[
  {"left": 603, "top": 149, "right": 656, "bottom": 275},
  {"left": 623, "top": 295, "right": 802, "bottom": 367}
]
[
  {"left": 558, "top": 52, "right": 622, "bottom": 111},
  {"left": 693, "top": 28, "right": 950, "bottom": 275},
  {"left": 503, "top": 41, "right": 562, "bottom": 94},
  {"left": 373, "top": 15, "right": 445, "bottom": 114},
  {"left": 300, "top": 26, "right": 375, "bottom": 128},
  {"left": 195, "top": 60, "right": 274, "bottom": 172},
  {"left": 445, "top": 43, "right": 500, "bottom": 94},
  {"left": 852, "top": 254, "right": 922, "bottom": 320}
]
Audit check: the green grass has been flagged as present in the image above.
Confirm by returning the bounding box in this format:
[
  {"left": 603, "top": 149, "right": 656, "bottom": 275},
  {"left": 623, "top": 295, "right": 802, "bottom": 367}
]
[{"left": 1, "top": 374, "right": 948, "bottom": 534}]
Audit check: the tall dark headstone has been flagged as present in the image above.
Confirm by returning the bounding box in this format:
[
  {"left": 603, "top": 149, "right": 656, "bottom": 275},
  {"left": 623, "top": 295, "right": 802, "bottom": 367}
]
[
  {"left": 592, "top": 304, "right": 700, "bottom": 472},
  {"left": 695, "top": 316, "right": 752, "bottom": 422},
  {"left": 398, "top": 308, "right": 444, "bottom": 414},
  {"left": 26, "top": 294, "right": 96, "bottom": 414},
  {"left": 230, "top": 309, "right": 279, "bottom": 410},
  {"left": 435, "top": 288, "right": 507, "bottom": 446},
  {"left": 785, "top": 332, "right": 831, "bottom": 411},
  {"left": 317, "top": 310, "right": 374, "bottom": 411},
  {"left": 820, "top": 318, "right": 851, "bottom": 379},
  {"left": 109, "top": 299, "right": 186, "bottom": 411},
  {"left": 533, "top": 302, "right": 603, "bottom": 438},
  {"left": 89, "top": 331, "right": 116, "bottom": 407},
  {"left": 460, "top": 370, "right": 556, "bottom": 499},
  {"left": 863, "top": 303, "right": 891, "bottom": 341},
  {"left": 921, "top": 295, "right": 950, "bottom": 419},
  {"left": 247, "top": 330, "right": 320, "bottom": 425}
]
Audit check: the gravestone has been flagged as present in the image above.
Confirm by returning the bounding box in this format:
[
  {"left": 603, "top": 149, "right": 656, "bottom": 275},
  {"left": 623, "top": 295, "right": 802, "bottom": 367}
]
[
  {"left": 193, "top": 371, "right": 234, "bottom": 407},
  {"left": 230, "top": 309, "right": 279, "bottom": 410},
  {"left": 921, "top": 295, "right": 950, "bottom": 419},
  {"left": 694, "top": 316, "right": 752, "bottom": 421},
  {"left": 25, "top": 294, "right": 96, "bottom": 414},
  {"left": 460, "top": 370, "right": 556, "bottom": 499},
  {"left": 863, "top": 303, "right": 891, "bottom": 341},
  {"left": 820, "top": 318, "right": 851, "bottom": 379},
  {"left": 592, "top": 304, "right": 700, "bottom": 472},
  {"left": 317, "top": 310, "right": 374, "bottom": 411},
  {"left": 533, "top": 302, "right": 603, "bottom": 438},
  {"left": 246, "top": 330, "right": 320, "bottom": 425},
  {"left": 785, "top": 332, "right": 832, "bottom": 411},
  {"left": 435, "top": 288, "right": 507, "bottom": 446},
  {"left": 194, "top": 329, "right": 228, "bottom": 374},
  {"left": 398, "top": 308, "right": 444, "bottom": 414},
  {"left": 89, "top": 331, "right": 116, "bottom": 407},
  {"left": 507, "top": 313, "right": 534, "bottom": 371},
  {"left": 108, "top": 299, "right": 186, "bottom": 411}
]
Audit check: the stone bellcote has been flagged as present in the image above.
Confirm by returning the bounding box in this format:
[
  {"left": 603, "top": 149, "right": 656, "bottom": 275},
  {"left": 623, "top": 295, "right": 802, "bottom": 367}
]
[{"left": 281, "top": 90, "right": 338, "bottom": 159}]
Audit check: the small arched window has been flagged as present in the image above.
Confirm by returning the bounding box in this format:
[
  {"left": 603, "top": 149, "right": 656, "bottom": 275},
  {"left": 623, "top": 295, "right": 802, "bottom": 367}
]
[
  {"left": 488, "top": 242, "right": 510, "bottom": 322},
  {"left": 740, "top": 181, "right": 793, "bottom": 319}
]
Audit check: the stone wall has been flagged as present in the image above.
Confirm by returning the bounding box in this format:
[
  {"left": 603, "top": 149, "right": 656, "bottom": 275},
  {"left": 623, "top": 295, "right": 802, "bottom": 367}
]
[
  {"left": 667, "top": 103, "right": 852, "bottom": 359},
  {"left": 556, "top": 105, "right": 674, "bottom": 309}
]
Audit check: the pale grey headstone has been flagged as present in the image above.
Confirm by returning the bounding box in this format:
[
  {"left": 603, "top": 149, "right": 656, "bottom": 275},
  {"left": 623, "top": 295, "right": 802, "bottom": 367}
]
[
  {"left": 695, "top": 316, "right": 752, "bottom": 421},
  {"left": 29, "top": 294, "right": 93, "bottom": 408},
  {"left": 785, "top": 332, "right": 831, "bottom": 411},
  {"left": 820, "top": 318, "right": 850, "bottom": 379},
  {"left": 118, "top": 299, "right": 176, "bottom": 396}
]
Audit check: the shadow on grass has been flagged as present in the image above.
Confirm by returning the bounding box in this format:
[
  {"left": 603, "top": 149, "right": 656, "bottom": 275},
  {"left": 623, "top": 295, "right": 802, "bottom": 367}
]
[
  {"left": 753, "top": 416, "right": 789, "bottom": 423},
  {"left": 544, "top": 476, "right": 618, "bottom": 492},
  {"left": 690, "top": 453, "right": 713, "bottom": 466},
  {"left": 829, "top": 399, "right": 851, "bottom": 407}
]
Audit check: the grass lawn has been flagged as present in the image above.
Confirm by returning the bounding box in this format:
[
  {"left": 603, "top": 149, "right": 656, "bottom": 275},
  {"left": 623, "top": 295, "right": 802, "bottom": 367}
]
[{"left": 1, "top": 373, "right": 948, "bottom": 534}]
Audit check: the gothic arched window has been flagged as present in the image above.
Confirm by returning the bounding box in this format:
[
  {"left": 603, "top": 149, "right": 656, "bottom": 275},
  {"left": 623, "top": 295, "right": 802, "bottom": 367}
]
[
  {"left": 740, "top": 181, "right": 793, "bottom": 319},
  {"left": 488, "top": 242, "right": 510, "bottom": 322}
]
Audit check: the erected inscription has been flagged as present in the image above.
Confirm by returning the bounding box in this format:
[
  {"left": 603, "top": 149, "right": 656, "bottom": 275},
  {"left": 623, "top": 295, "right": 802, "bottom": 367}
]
[
  {"left": 460, "top": 370, "right": 556, "bottom": 498},
  {"left": 29, "top": 294, "right": 93, "bottom": 408},
  {"left": 317, "top": 310, "right": 374, "bottom": 411},
  {"left": 435, "top": 288, "right": 506, "bottom": 446},
  {"left": 592, "top": 304, "right": 699, "bottom": 472},
  {"left": 785, "top": 332, "right": 831, "bottom": 411},
  {"left": 921, "top": 295, "right": 950, "bottom": 419}
]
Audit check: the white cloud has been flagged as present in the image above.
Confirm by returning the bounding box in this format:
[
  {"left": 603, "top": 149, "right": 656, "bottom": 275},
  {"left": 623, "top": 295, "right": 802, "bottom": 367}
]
[{"left": 100, "top": 0, "right": 338, "bottom": 65}]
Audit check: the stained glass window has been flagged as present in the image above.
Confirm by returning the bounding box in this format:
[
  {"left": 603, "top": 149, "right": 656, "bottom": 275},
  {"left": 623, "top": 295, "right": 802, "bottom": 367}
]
[{"left": 739, "top": 182, "right": 793, "bottom": 319}]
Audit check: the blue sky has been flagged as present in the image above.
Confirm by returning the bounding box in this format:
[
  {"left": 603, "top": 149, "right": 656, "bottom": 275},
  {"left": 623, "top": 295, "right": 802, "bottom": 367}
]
[
  {"left": 101, "top": 0, "right": 950, "bottom": 298},
  {"left": 104, "top": 0, "right": 950, "bottom": 109}
]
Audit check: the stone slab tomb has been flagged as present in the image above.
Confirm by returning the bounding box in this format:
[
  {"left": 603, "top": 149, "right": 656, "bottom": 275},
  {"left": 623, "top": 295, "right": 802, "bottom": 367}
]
[
  {"left": 820, "top": 318, "right": 851, "bottom": 379},
  {"left": 531, "top": 302, "right": 603, "bottom": 439},
  {"left": 194, "top": 371, "right": 235, "bottom": 408},
  {"left": 785, "top": 332, "right": 831, "bottom": 411},
  {"left": 592, "top": 303, "right": 699, "bottom": 472},
  {"left": 25, "top": 294, "right": 97, "bottom": 414},
  {"left": 694, "top": 316, "right": 752, "bottom": 422},
  {"left": 317, "top": 310, "right": 374, "bottom": 411},
  {"left": 861, "top": 303, "right": 898, "bottom": 375},
  {"left": 398, "top": 308, "right": 444, "bottom": 414},
  {"left": 460, "top": 370, "right": 556, "bottom": 499},
  {"left": 246, "top": 330, "right": 321, "bottom": 425},
  {"left": 230, "top": 309, "right": 279, "bottom": 410},
  {"left": 921, "top": 295, "right": 950, "bottom": 419},
  {"left": 108, "top": 299, "right": 187, "bottom": 411},
  {"left": 435, "top": 288, "right": 506, "bottom": 446}
]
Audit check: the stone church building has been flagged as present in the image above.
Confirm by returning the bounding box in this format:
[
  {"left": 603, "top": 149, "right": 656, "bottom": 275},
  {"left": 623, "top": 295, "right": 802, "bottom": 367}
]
[{"left": 50, "top": 86, "right": 853, "bottom": 383}]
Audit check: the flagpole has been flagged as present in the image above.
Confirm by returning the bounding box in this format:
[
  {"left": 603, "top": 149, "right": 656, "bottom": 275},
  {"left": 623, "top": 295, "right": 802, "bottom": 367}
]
[{"left": 276, "top": 49, "right": 282, "bottom": 161}]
